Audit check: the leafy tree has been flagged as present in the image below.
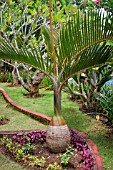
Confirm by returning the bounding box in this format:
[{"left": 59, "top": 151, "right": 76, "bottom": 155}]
[
  {"left": 0, "top": 0, "right": 48, "bottom": 93},
  {"left": 0, "top": 0, "right": 78, "bottom": 91},
  {"left": 0, "top": 0, "right": 113, "bottom": 153}
]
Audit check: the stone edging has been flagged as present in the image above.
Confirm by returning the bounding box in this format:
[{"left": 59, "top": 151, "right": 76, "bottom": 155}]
[{"left": 0, "top": 88, "right": 103, "bottom": 170}]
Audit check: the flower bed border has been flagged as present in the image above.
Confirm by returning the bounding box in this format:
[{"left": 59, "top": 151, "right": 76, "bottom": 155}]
[{"left": 0, "top": 88, "right": 103, "bottom": 170}]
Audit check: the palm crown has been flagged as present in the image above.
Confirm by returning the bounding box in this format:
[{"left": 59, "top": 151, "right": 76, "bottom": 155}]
[{"left": 1, "top": 10, "right": 113, "bottom": 88}]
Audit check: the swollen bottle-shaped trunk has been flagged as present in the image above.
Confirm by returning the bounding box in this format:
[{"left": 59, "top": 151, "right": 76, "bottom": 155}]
[{"left": 46, "top": 84, "right": 71, "bottom": 153}]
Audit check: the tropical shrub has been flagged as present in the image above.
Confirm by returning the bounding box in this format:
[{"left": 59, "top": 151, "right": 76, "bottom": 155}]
[
  {"left": 41, "top": 76, "right": 53, "bottom": 90},
  {"left": 98, "top": 85, "right": 113, "bottom": 125},
  {"left": 65, "top": 65, "right": 113, "bottom": 113}
]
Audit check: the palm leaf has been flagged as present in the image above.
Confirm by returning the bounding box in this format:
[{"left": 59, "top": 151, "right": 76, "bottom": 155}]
[
  {"left": 0, "top": 9, "right": 113, "bottom": 83},
  {"left": 56, "top": 10, "right": 113, "bottom": 69},
  {"left": 41, "top": 25, "right": 60, "bottom": 55},
  {"left": 0, "top": 37, "right": 51, "bottom": 74},
  {"left": 62, "top": 43, "right": 113, "bottom": 81}
]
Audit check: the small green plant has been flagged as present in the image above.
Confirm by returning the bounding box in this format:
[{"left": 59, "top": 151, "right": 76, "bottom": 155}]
[
  {"left": 13, "top": 142, "right": 36, "bottom": 160},
  {"left": 0, "top": 136, "right": 7, "bottom": 145},
  {"left": 5, "top": 138, "right": 13, "bottom": 152},
  {"left": 60, "top": 146, "right": 74, "bottom": 167},
  {"left": 23, "top": 142, "right": 36, "bottom": 154},
  {"left": 28, "top": 155, "right": 46, "bottom": 167},
  {"left": 0, "top": 136, "right": 36, "bottom": 160},
  {"left": 14, "top": 146, "right": 25, "bottom": 160},
  {"left": 46, "top": 162, "right": 62, "bottom": 170}
]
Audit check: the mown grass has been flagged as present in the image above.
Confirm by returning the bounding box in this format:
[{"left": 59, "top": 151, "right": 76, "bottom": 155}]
[
  {"left": 0, "top": 93, "right": 47, "bottom": 131},
  {"left": 0, "top": 85, "right": 47, "bottom": 131},
  {"left": 0, "top": 83, "right": 113, "bottom": 170},
  {"left": 0, "top": 152, "right": 26, "bottom": 170}
]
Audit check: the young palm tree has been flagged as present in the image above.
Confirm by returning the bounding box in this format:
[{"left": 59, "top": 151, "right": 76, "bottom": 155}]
[{"left": 0, "top": 3, "right": 113, "bottom": 152}]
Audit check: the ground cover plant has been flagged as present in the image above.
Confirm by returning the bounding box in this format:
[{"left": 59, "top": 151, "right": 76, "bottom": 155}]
[
  {"left": 0, "top": 129, "right": 95, "bottom": 170},
  {"left": 0, "top": 83, "right": 113, "bottom": 169}
]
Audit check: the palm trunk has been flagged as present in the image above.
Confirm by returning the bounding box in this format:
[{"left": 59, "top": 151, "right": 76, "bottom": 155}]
[
  {"left": 46, "top": 0, "right": 70, "bottom": 153},
  {"left": 46, "top": 83, "right": 71, "bottom": 153}
]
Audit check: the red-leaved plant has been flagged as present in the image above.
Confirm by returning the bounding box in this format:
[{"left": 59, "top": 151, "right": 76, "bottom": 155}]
[
  {"left": 12, "top": 130, "right": 95, "bottom": 170},
  {"left": 93, "top": 0, "right": 100, "bottom": 5}
]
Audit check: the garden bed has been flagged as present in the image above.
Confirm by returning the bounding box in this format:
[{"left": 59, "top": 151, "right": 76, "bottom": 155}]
[{"left": 0, "top": 129, "right": 96, "bottom": 170}]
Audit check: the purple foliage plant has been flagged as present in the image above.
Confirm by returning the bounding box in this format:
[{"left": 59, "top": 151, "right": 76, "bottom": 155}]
[{"left": 12, "top": 129, "right": 95, "bottom": 170}]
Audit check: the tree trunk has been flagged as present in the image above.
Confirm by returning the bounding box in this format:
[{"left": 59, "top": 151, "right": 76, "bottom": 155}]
[
  {"left": 29, "top": 71, "right": 45, "bottom": 98},
  {"left": 46, "top": 83, "right": 71, "bottom": 153},
  {"left": 18, "top": 69, "right": 45, "bottom": 98},
  {"left": 12, "top": 62, "right": 18, "bottom": 86},
  {"left": 29, "top": 84, "right": 40, "bottom": 98}
]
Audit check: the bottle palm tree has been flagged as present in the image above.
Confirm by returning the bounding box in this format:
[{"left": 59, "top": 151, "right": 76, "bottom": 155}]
[{"left": 0, "top": 2, "right": 113, "bottom": 152}]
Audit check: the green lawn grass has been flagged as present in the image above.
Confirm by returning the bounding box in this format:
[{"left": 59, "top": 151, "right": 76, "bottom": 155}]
[
  {"left": 0, "top": 152, "right": 26, "bottom": 170},
  {"left": 0, "top": 83, "right": 113, "bottom": 170},
  {"left": 0, "top": 93, "right": 47, "bottom": 131}
]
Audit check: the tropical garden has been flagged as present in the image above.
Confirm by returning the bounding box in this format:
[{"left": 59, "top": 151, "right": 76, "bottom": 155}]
[{"left": 0, "top": 0, "right": 113, "bottom": 169}]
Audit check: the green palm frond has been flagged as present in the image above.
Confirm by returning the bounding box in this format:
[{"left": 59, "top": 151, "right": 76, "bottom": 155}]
[
  {"left": 0, "top": 9, "right": 113, "bottom": 82},
  {"left": 62, "top": 43, "right": 113, "bottom": 81},
  {"left": 0, "top": 36, "right": 52, "bottom": 75},
  {"left": 41, "top": 25, "right": 60, "bottom": 55},
  {"left": 56, "top": 10, "right": 113, "bottom": 69}
]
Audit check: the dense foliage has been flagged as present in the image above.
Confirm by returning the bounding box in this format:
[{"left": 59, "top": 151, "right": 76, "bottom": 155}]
[{"left": 98, "top": 85, "right": 113, "bottom": 125}]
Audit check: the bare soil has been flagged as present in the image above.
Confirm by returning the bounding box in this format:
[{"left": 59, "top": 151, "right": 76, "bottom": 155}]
[
  {"left": 0, "top": 142, "right": 85, "bottom": 170},
  {"left": 0, "top": 118, "right": 10, "bottom": 125}
]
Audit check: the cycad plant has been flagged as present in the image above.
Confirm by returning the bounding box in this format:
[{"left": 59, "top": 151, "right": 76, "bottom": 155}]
[{"left": 0, "top": 0, "right": 113, "bottom": 153}]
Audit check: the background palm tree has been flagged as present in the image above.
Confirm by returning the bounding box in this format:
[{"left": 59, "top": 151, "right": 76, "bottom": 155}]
[{"left": 0, "top": 4, "right": 113, "bottom": 152}]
